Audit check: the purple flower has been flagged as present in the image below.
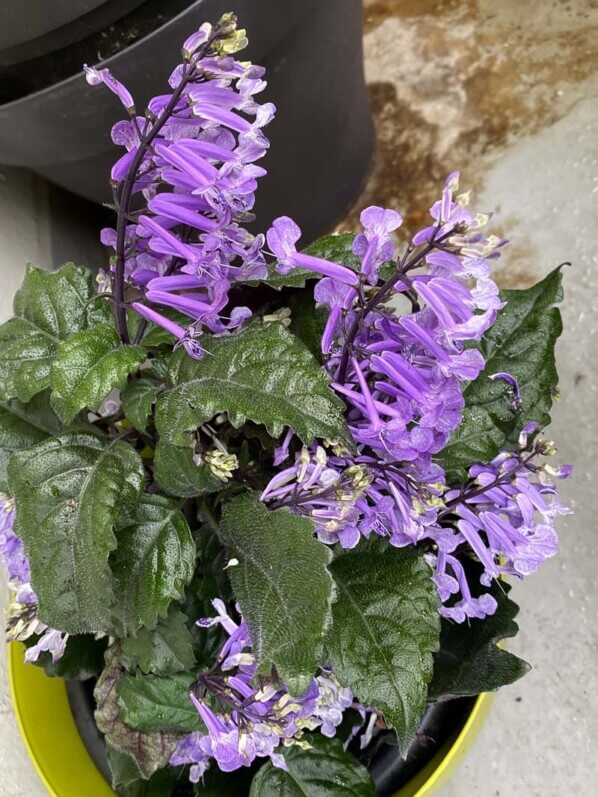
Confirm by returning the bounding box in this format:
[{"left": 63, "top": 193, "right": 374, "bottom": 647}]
[
  {"left": 84, "top": 66, "right": 135, "bottom": 111},
  {"left": 88, "top": 20, "right": 274, "bottom": 349},
  {"left": 259, "top": 175, "right": 570, "bottom": 624},
  {"left": 352, "top": 206, "right": 402, "bottom": 284},
  {"left": 267, "top": 218, "right": 359, "bottom": 285},
  {"left": 171, "top": 600, "right": 356, "bottom": 781},
  {"left": 1, "top": 494, "right": 69, "bottom": 660}
]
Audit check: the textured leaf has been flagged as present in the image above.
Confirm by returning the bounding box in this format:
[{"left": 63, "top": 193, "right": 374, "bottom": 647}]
[
  {"left": 219, "top": 493, "right": 335, "bottom": 695},
  {"left": 106, "top": 745, "right": 143, "bottom": 790},
  {"left": 0, "top": 392, "right": 63, "bottom": 488},
  {"left": 288, "top": 291, "right": 327, "bottom": 360},
  {"left": 250, "top": 734, "right": 376, "bottom": 796},
  {"left": 157, "top": 324, "right": 347, "bottom": 446},
  {"left": 428, "top": 581, "right": 530, "bottom": 699},
  {"left": 326, "top": 543, "right": 440, "bottom": 750},
  {"left": 117, "top": 671, "right": 203, "bottom": 733},
  {"left": 121, "top": 605, "right": 196, "bottom": 675},
  {"left": 111, "top": 494, "right": 196, "bottom": 635},
  {"left": 51, "top": 324, "right": 146, "bottom": 422},
  {"left": 116, "top": 767, "right": 183, "bottom": 797},
  {"left": 435, "top": 406, "right": 505, "bottom": 481},
  {"left": 154, "top": 439, "right": 222, "bottom": 498},
  {"left": 439, "top": 269, "right": 563, "bottom": 479},
  {"left": 9, "top": 433, "right": 144, "bottom": 634},
  {"left": 122, "top": 379, "right": 159, "bottom": 433},
  {"left": 0, "top": 264, "right": 111, "bottom": 401},
  {"left": 95, "top": 646, "right": 181, "bottom": 779}
]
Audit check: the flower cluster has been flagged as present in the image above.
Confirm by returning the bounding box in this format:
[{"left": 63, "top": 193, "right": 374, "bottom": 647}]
[
  {"left": 0, "top": 495, "right": 68, "bottom": 662},
  {"left": 87, "top": 14, "right": 273, "bottom": 356},
  {"left": 262, "top": 174, "right": 571, "bottom": 621},
  {"left": 428, "top": 424, "right": 572, "bottom": 621},
  {"left": 170, "top": 599, "right": 354, "bottom": 781}
]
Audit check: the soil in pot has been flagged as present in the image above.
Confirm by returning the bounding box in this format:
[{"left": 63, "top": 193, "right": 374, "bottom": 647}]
[{"left": 66, "top": 679, "right": 476, "bottom": 796}]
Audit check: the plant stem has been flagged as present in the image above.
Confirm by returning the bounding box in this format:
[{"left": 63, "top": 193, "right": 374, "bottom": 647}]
[{"left": 112, "top": 38, "right": 217, "bottom": 344}]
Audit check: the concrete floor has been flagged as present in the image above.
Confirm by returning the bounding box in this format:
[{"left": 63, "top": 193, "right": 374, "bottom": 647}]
[{"left": 1, "top": 1, "right": 597, "bottom": 794}]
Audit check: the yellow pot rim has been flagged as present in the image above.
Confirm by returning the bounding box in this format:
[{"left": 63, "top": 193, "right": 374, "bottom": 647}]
[{"left": 8, "top": 641, "right": 491, "bottom": 796}]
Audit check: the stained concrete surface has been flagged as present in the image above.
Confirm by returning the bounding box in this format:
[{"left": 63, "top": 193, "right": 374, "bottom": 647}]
[{"left": 0, "top": 1, "right": 597, "bottom": 794}]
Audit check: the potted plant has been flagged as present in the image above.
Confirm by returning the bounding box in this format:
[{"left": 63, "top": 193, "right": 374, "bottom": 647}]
[
  {"left": 0, "top": 0, "right": 373, "bottom": 243},
  {"left": 0, "top": 13, "right": 571, "bottom": 797}
]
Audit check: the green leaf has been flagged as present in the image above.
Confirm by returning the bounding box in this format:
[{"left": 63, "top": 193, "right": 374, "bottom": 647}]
[
  {"left": 106, "top": 745, "right": 143, "bottom": 790},
  {"left": 9, "top": 433, "right": 144, "bottom": 634},
  {"left": 116, "top": 767, "right": 184, "bottom": 797},
  {"left": 117, "top": 671, "right": 203, "bottom": 733},
  {"left": 439, "top": 269, "right": 564, "bottom": 478},
  {"left": 0, "top": 392, "right": 63, "bottom": 488},
  {"left": 111, "top": 494, "right": 196, "bottom": 635},
  {"left": 250, "top": 734, "right": 376, "bottom": 796},
  {"left": 26, "top": 633, "right": 107, "bottom": 680},
  {"left": 428, "top": 581, "right": 530, "bottom": 700},
  {"left": 326, "top": 543, "right": 440, "bottom": 750},
  {"left": 157, "top": 323, "right": 348, "bottom": 447},
  {"left": 95, "top": 646, "right": 181, "bottom": 779},
  {"left": 121, "top": 605, "right": 196, "bottom": 676},
  {"left": 288, "top": 291, "right": 327, "bottom": 361},
  {"left": 0, "top": 264, "right": 111, "bottom": 402},
  {"left": 435, "top": 406, "right": 505, "bottom": 481},
  {"left": 154, "top": 439, "right": 222, "bottom": 498},
  {"left": 122, "top": 379, "right": 159, "bottom": 433},
  {"left": 50, "top": 324, "right": 146, "bottom": 422},
  {"left": 261, "top": 234, "right": 360, "bottom": 290},
  {"left": 219, "top": 493, "right": 335, "bottom": 695}
]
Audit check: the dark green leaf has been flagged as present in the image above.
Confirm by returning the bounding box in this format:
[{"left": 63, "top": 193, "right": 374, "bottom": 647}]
[
  {"left": 111, "top": 494, "right": 196, "bottom": 635},
  {"left": 326, "top": 543, "right": 440, "bottom": 750},
  {"left": 50, "top": 324, "right": 146, "bottom": 422},
  {"left": 95, "top": 646, "right": 181, "bottom": 779},
  {"left": 250, "top": 734, "right": 376, "bottom": 796},
  {"left": 154, "top": 439, "right": 222, "bottom": 498},
  {"left": 9, "top": 433, "right": 144, "bottom": 634},
  {"left": 0, "top": 264, "right": 111, "bottom": 402},
  {"left": 26, "top": 633, "right": 107, "bottom": 680},
  {"left": 0, "top": 392, "right": 63, "bottom": 488},
  {"left": 435, "top": 406, "right": 505, "bottom": 481},
  {"left": 428, "top": 581, "right": 530, "bottom": 700},
  {"left": 121, "top": 605, "right": 196, "bottom": 675},
  {"left": 288, "top": 291, "right": 327, "bottom": 361},
  {"left": 117, "top": 671, "right": 203, "bottom": 733},
  {"left": 439, "top": 269, "right": 564, "bottom": 478},
  {"left": 219, "top": 493, "right": 334, "bottom": 695},
  {"left": 122, "top": 379, "right": 159, "bottom": 433},
  {"left": 116, "top": 767, "right": 184, "bottom": 797},
  {"left": 157, "top": 324, "right": 347, "bottom": 446},
  {"left": 106, "top": 745, "right": 143, "bottom": 790}
]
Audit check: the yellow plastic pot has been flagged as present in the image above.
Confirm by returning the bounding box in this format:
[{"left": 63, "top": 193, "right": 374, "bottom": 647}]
[{"left": 8, "top": 641, "right": 491, "bottom": 796}]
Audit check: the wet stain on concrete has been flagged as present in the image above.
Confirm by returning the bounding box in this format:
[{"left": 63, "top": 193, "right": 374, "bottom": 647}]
[{"left": 340, "top": 0, "right": 598, "bottom": 288}]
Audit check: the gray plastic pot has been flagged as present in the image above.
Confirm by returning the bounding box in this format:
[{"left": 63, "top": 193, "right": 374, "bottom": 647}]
[
  {"left": 0, "top": 0, "right": 147, "bottom": 66},
  {"left": 0, "top": 0, "right": 374, "bottom": 242}
]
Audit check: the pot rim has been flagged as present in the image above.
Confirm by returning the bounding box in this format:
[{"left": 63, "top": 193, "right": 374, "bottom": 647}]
[{"left": 7, "top": 641, "right": 492, "bottom": 796}]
